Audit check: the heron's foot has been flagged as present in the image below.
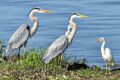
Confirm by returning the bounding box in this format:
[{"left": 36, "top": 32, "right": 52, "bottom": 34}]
[
  {"left": 17, "top": 54, "right": 21, "bottom": 65},
  {"left": 18, "top": 58, "right": 21, "bottom": 65},
  {"left": 24, "top": 53, "right": 27, "bottom": 63},
  {"left": 56, "top": 55, "right": 63, "bottom": 66}
]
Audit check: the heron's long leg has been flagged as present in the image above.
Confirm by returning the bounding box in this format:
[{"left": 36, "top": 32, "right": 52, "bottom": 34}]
[
  {"left": 59, "top": 54, "right": 63, "bottom": 67},
  {"left": 60, "top": 54, "right": 63, "bottom": 63},
  {"left": 18, "top": 47, "right": 20, "bottom": 64},
  {"left": 57, "top": 56, "right": 59, "bottom": 64},
  {"left": 56, "top": 54, "right": 62, "bottom": 65},
  {"left": 24, "top": 44, "right": 27, "bottom": 63}
]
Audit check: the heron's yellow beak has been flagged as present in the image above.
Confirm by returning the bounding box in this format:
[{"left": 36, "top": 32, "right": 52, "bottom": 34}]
[
  {"left": 40, "top": 10, "right": 51, "bottom": 13},
  {"left": 80, "top": 15, "right": 89, "bottom": 18}
]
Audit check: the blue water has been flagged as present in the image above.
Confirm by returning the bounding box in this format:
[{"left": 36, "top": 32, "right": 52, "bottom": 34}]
[{"left": 0, "top": 0, "right": 120, "bottom": 67}]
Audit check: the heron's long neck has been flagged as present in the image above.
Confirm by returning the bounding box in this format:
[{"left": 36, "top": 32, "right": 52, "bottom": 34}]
[
  {"left": 29, "top": 11, "right": 39, "bottom": 36},
  {"left": 101, "top": 41, "right": 105, "bottom": 56},
  {"left": 68, "top": 18, "right": 77, "bottom": 44}
]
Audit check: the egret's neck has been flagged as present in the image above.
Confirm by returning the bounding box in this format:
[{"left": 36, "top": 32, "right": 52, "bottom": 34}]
[
  {"left": 67, "top": 18, "right": 77, "bottom": 44},
  {"left": 29, "top": 11, "right": 39, "bottom": 36},
  {"left": 101, "top": 41, "right": 105, "bottom": 56}
]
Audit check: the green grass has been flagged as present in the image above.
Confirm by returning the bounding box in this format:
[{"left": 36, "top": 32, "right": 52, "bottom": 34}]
[{"left": 0, "top": 42, "right": 120, "bottom": 80}]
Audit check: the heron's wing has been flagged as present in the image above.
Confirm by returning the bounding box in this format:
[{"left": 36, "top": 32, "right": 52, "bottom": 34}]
[
  {"left": 43, "top": 35, "right": 68, "bottom": 63},
  {"left": 105, "top": 48, "right": 115, "bottom": 64},
  {"left": 6, "top": 24, "right": 30, "bottom": 56}
]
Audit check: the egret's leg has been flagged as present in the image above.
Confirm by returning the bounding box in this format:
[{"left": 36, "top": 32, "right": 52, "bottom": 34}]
[
  {"left": 18, "top": 47, "right": 20, "bottom": 65},
  {"left": 24, "top": 45, "right": 27, "bottom": 63},
  {"left": 106, "top": 62, "right": 107, "bottom": 73}
]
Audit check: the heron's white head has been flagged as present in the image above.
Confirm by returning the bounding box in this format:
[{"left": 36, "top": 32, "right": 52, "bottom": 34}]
[
  {"left": 97, "top": 37, "right": 105, "bottom": 43},
  {"left": 30, "top": 7, "right": 50, "bottom": 13},
  {"left": 29, "top": 7, "right": 51, "bottom": 21},
  {"left": 70, "top": 13, "right": 88, "bottom": 21}
]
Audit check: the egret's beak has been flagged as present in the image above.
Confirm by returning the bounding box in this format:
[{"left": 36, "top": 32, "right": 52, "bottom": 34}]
[
  {"left": 96, "top": 38, "right": 100, "bottom": 42},
  {"left": 80, "top": 15, "right": 89, "bottom": 18},
  {"left": 40, "top": 9, "right": 51, "bottom": 13}
]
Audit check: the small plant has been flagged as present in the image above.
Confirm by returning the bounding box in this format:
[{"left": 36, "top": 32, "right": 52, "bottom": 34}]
[{"left": 26, "top": 48, "right": 40, "bottom": 67}]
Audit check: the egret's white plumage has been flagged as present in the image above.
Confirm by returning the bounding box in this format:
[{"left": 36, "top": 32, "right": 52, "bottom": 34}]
[
  {"left": 97, "top": 37, "right": 115, "bottom": 71},
  {"left": 5, "top": 8, "right": 50, "bottom": 62},
  {"left": 43, "top": 13, "right": 88, "bottom": 63},
  {"left": 104, "top": 48, "right": 114, "bottom": 65}
]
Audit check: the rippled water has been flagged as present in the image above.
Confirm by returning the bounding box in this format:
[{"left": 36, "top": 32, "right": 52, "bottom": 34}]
[{"left": 0, "top": 0, "right": 120, "bottom": 67}]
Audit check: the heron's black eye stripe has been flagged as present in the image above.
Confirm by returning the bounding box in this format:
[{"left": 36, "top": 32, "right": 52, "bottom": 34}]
[
  {"left": 29, "top": 8, "right": 41, "bottom": 14},
  {"left": 73, "top": 13, "right": 80, "bottom": 16},
  {"left": 33, "top": 8, "right": 40, "bottom": 10}
]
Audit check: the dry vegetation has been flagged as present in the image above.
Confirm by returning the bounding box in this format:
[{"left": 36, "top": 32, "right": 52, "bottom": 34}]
[{"left": 0, "top": 41, "right": 120, "bottom": 80}]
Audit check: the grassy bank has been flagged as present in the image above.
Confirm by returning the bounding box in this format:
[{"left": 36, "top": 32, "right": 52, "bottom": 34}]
[{"left": 0, "top": 42, "right": 120, "bottom": 80}]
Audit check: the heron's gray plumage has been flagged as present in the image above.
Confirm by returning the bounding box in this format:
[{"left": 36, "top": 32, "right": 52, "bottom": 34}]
[
  {"left": 6, "top": 24, "right": 30, "bottom": 56},
  {"left": 4, "top": 7, "right": 50, "bottom": 62},
  {"left": 43, "top": 35, "right": 68, "bottom": 63},
  {"left": 42, "top": 13, "right": 88, "bottom": 64}
]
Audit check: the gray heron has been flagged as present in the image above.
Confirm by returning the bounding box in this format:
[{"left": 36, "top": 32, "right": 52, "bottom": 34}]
[
  {"left": 42, "top": 13, "right": 88, "bottom": 64},
  {"left": 4, "top": 7, "right": 50, "bottom": 63},
  {"left": 97, "top": 37, "right": 115, "bottom": 72}
]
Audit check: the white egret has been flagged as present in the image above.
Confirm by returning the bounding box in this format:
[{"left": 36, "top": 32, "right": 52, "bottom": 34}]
[{"left": 97, "top": 37, "right": 115, "bottom": 72}]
